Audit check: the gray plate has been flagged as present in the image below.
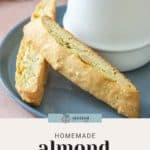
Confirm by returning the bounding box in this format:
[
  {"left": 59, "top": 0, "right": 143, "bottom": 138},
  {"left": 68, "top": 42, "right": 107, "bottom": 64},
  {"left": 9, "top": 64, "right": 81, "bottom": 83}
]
[{"left": 0, "top": 6, "right": 150, "bottom": 118}]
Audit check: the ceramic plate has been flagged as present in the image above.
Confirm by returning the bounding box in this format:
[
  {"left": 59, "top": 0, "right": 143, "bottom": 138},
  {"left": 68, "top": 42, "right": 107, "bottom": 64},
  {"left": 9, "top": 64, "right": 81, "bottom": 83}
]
[{"left": 0, "top": 6, "right": 150, "bottom": 118}]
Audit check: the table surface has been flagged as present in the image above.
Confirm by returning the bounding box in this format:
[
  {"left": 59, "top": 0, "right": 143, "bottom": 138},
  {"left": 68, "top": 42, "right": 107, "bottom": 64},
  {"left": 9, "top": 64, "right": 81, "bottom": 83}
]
[{"left": 0, "top": 0, "right": 67, "bottom": 118}]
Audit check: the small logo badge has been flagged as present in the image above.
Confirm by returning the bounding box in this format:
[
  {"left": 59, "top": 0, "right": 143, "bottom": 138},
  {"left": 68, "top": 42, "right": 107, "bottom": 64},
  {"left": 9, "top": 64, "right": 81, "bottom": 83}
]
[{"left": 61, "top": 114, "right": 71, "bottom": 123}]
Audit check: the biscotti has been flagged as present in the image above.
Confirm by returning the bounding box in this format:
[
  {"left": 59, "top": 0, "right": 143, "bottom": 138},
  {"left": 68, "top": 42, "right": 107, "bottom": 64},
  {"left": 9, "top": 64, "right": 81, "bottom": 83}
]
[
  {"left": 15, "top": 0, "right": 56, "bottom": 106},
  {"left": 24, "top": 16, "right": 140, "bottom": 117},
  {"left": 15, "top": 38, "right": 48, "bottom": 105}
]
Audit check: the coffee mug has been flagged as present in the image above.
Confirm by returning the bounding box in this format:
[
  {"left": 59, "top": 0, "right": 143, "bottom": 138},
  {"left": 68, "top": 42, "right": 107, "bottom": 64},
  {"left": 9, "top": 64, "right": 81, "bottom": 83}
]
[{"left": 63, "top": 0, "right": 150, "bottom": 71}]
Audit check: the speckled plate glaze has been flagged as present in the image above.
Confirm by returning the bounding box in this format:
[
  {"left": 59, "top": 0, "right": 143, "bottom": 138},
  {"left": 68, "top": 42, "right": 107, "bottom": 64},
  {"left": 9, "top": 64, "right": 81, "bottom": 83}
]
[{"left": 0, "top": 6, "right": 150, "bottom": 118}]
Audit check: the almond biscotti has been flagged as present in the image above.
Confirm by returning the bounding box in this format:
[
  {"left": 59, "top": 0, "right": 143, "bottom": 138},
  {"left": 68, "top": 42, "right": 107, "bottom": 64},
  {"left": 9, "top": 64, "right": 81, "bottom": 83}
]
[
  {"left": 24, "top": 17, "right": 140, "bottom": 117},
  {"left": 15, "top": 0, "right": 56, "bottom": 106}
]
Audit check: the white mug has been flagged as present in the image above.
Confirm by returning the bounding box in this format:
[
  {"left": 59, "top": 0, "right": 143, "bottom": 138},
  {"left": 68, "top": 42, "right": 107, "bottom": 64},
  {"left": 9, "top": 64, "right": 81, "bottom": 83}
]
[{"left": 63, "top": 0, "right": 150, "bottom": 71}]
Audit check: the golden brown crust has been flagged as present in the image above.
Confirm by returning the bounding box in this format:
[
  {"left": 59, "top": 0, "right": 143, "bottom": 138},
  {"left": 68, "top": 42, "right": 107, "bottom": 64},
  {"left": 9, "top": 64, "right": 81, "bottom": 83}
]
[{"left": 23, "top": 18, "right": 140, "bottom": 117}]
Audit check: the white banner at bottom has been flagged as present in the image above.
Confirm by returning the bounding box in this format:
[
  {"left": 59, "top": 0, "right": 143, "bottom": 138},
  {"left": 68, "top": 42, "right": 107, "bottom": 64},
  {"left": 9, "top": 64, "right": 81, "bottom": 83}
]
[{"left": 0, "top": 119, "right": 149, "bottom": 150}]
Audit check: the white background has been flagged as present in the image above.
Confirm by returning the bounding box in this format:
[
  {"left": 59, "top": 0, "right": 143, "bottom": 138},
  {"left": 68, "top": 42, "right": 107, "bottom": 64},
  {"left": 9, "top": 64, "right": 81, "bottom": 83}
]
[{"left": 0, "top": 119, "right": 149, "bottom": 150}]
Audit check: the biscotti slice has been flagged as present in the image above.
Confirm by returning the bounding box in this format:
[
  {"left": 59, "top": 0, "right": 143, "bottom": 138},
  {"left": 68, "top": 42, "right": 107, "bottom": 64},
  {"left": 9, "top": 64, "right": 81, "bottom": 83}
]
[
  {"left": 23, "top": 17, "right": 140, "bottom": 117},
  {"left": 15, "top": 38, "right": 48, "bottom": 105},
  {"left": 15, "top": 0, "right": 56, "bottom": 106},
  {"left": 42, "top": 17, "right": 140, "bottom": 117}
]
